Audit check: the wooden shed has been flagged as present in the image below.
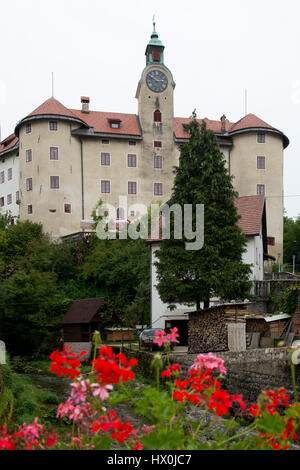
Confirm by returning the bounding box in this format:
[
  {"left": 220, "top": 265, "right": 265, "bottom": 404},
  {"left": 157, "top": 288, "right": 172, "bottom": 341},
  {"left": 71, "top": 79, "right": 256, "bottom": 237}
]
[{"left": 62, "top": 298, "right": 106, "bottom": 342}]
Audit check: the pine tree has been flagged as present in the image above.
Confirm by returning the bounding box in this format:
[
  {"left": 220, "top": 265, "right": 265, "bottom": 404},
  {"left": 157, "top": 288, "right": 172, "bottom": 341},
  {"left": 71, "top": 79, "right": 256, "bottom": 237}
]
[{"left": 155, "top": 113, "right": 252, "bottom": 310}]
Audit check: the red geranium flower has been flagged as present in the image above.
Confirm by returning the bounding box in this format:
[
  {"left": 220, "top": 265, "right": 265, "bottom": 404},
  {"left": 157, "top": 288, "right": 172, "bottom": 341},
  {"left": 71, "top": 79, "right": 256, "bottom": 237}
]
[
  {"left": 209, "top": 390, "right": 232, "bottom": 416},
  {"left": 92, "top": 346, "right": 137, "bottom": 384}
]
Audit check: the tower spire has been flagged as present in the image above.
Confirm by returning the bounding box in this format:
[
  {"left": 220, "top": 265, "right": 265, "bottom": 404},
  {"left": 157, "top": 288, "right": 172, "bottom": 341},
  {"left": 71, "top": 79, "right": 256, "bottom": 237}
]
[{"left": 145, "top": 16, "right": 165, "bottom": 65}]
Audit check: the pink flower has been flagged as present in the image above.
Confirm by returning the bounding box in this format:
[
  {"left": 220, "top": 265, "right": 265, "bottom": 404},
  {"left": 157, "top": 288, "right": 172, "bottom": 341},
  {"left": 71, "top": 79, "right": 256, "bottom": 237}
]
[
  {"left": 190, "top": 352, "right": 227, "bottom": 375},
  {"left": 91, "top": 383, "right": 113, "bottom": 400},
  {"left": 70, "top": 378, "right": 89, "bottom": 403},
  {"left": 68, "top": 403, "right": 91, "bottom": 422},
  {"left": 21, "top": 418, "right": 43, "bottom": 440},
  {"left": 57, "top": 398, "right": 75, "bottom": 418},
  {"left": 166, "top": 327, "right": 179, "bottom": 343},
  {"left": 153, "top": 330, "right": 169, "bottom": 347}
]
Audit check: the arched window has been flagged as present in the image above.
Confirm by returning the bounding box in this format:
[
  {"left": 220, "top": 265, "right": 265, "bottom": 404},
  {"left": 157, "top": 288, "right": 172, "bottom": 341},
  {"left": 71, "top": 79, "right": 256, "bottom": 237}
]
[{"left": 154, "top": 109, "right": 162, "bottom": 123}]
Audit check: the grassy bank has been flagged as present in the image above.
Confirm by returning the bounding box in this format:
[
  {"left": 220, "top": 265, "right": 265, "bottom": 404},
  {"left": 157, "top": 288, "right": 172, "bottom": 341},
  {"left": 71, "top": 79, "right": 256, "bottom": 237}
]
[{"left": 0, "top": 356, "right": 69, "bottom": 432}]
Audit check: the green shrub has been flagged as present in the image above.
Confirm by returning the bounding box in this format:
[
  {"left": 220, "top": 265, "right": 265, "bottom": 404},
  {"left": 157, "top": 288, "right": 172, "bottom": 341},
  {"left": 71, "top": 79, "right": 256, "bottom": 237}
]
[
  {"left": 39, "top": 391, "right": 60, "bottom": 405},
  {"left": 16, "top": 413, "right": 37, "bottom": 426},
  {"left": 16, "top": 397, "right": 37, "bottom": 415}
]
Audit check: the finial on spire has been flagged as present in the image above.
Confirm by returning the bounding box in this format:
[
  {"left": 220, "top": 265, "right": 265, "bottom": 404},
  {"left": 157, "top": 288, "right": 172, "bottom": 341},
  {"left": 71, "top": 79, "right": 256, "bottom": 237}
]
[{"left": 151, "top": 14, "right": 158, "bottom": 38}]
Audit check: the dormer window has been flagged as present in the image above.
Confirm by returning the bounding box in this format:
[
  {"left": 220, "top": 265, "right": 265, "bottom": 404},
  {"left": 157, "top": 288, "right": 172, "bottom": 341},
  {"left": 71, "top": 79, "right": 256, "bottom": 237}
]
[{"left": 108, "top": 118, "right": 121, "bottom": 129}]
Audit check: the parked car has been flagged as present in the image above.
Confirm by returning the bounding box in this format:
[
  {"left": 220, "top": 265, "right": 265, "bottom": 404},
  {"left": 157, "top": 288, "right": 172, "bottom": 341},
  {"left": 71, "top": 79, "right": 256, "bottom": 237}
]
[{"left": 139, "top": 328, "right": 174, "bottom": 351}]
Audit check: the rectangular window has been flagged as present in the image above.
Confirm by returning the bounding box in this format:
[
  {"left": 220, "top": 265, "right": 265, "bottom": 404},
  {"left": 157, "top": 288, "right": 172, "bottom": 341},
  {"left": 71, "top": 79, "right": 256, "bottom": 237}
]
[
  {"left": 154, "top": 141, "right": 162, "bottom": 148},
  {"left": 7, "top": 194, "right": 12, "bottom": 205},
  {"left": 101, "top": 180, "right": 110, "bottom": 193},
  {"left": 50, "top": 176, "right": 59, "bottom": 189},
  {"left": 64, "top": 203, "right": 72, "bottom": 214},
  {"left": 25, "top": 123, "right": 32, "bottom": 134},
  {"left": 102, "top": 139, "right": 110, "bottom": 145},
  {"left": 111, "top": 122, "right": 120, "bottom": 129},
  {"left": 267, "top": 236, "right": 275, "bottom": 246},
  {"left": 27, "top": 205, "right": 33, "bottom": 214},
  {"left": 154, "top": 155, "right": 163, "bottom": 168},
  {"left": 128, "top": 140, "right": 136, "bottom": 146},
  {"left": 257, "top": 184, "right": 265, "bottom": 195},
  {"left": 257, "top": 132, "right": 265, "bottom": 143},
  {"left": 128, "top": 181, "right": 137, "bottom": 194},
  {"left": 0, "top": 171, "right": 5, "bottom": 184},
  {"left": 128, "top": 154, "right": 137, "bottom": 167},
  {"left": 7, "top": 168, "right": 12, "bottom": 180},
  {"left": 257, "top": 156, "right": 265, "bottom": 169},
  {"left": 49, "top": 121, "right": 58, "bottom": 131},
  {"left": 50, "top": 147, "right": 59, "bottom": 160},
  {"left": 26, "top": 178, "right": 33, "bottom": 191},
  {"left": 0, "top": 197, "right": 4, "bottom": 207},
  {"left": 16, "top": 191, "right": 20, "bottom": 202},
  {"left": 101, "top": 153, "right": 110, "bottom": 166},
  {"left": 154, "top": 183, "right": 163, "bottom": 196},
  {"left": 26, "top": 149, "right": 32, "bottom": 162},
  {"left": 152, "top": 49, "right": 161, "bottom": 62}
]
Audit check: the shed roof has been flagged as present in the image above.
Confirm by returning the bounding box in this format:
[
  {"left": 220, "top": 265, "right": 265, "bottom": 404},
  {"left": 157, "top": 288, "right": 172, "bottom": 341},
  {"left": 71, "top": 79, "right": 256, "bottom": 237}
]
[{"left": 62, "top": 297, "right": 106, "bottom": 324}]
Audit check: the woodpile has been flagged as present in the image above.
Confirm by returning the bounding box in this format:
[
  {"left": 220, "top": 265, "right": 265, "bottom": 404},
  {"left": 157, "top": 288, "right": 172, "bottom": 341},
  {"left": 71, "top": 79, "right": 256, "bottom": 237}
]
[
  {"left": 105, "top": 328, "right": 135, "bottom": 342},
  {"left": 188, "top": 303, "right": 250, "bottom": 353}
]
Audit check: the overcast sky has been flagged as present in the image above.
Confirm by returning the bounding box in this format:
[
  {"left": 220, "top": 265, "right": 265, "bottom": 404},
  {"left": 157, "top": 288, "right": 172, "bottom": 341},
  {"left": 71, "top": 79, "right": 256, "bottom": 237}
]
[{"left": 1, "top": 0, "right": 299, "bottom": 218}]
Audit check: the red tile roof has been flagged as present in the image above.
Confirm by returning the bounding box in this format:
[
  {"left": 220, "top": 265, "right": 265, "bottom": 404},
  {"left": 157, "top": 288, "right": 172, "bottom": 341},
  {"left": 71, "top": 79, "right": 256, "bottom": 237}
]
[
  {"left": 174, "top": 113, "right": 288, "bottom": 147},
  {"left": 229, "top": 114, "right": 273, "bottom": 132},
  {"left": 8, "top": 97, "right": 288, "bottom": 147},
  {"left": 174, "top": 116, "right": 234, "bottom": 138},
  {"left": 234, "top": 195, "right": 265, "bottom": 235},
  {"left": 147, "top": 195, "right": 265, "bottom": 242},
  {"left": 28, "top": 98, "right": 81, "bottom": 120},
  {"left": 70, "top": 109, "right": 141, "bottom": 136},
  {"left": 0, "top": 133, "right": 18, "bottom": 156}
]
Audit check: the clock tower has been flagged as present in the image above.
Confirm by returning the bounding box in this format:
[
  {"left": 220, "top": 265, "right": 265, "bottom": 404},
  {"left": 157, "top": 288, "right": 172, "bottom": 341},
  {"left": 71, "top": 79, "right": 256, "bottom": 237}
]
[{"left": 136, "top": 21, "right": 177, "bottom": 205}]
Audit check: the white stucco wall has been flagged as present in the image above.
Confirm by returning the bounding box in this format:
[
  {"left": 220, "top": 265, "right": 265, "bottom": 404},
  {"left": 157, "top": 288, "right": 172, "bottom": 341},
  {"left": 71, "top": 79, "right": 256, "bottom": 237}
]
[
  {"left": 242, "top": 232, "right": 264, "bottom": 281},
  {"left": 0, "top": 151, "right": 19, "bottom": 219}
]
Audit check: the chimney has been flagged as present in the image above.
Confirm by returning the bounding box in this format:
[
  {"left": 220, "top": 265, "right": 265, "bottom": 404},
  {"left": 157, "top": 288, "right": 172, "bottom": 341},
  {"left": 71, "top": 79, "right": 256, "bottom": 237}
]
[
  {"left": 220, "top": 114, "right": 226, "bottom": 133},
  {"left": 81, "top": 96, "right": 90, "bottom": 113}
]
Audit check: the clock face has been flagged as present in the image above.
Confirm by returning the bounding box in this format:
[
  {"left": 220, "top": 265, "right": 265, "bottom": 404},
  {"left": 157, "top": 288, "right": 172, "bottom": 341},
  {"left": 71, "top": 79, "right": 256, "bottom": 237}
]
[{"left": 146, "top": 70, "right": 168, "bottom": 92}]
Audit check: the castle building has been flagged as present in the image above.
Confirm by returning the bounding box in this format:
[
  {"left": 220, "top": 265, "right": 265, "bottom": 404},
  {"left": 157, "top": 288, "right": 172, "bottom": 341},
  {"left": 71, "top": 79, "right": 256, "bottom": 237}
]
[{"left": 0, "top": 22, "right": 289, "bottom": 259}]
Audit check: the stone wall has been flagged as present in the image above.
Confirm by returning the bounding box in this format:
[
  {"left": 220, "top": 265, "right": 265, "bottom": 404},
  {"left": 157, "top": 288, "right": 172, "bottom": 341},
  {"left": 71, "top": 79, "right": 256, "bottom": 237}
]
[
  {"left": 168, "top": 347, "right": 300, "bottom": 404},
  {"left": 123, "top": 346, "right": 300, "bottom": 404},
  {"left": 64, "top": 342, "right": 92, "bottom": 362}
]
